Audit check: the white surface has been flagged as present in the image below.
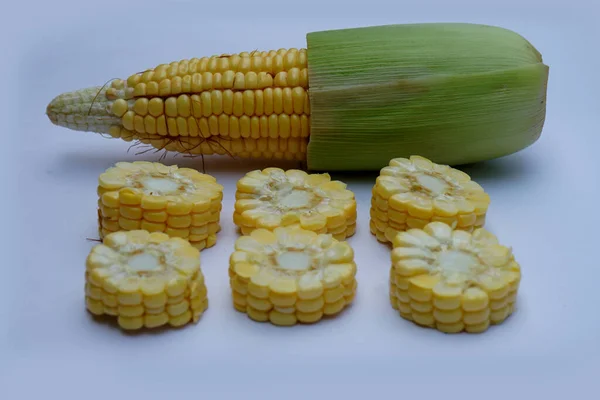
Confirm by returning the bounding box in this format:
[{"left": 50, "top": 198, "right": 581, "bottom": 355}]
[{"left": 2, "top": 0, "right": 599, "bottom": 398}]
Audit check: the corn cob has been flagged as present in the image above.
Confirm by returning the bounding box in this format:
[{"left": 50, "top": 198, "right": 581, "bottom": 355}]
[
  {"left": 234, "top": 168, "right": 356, "bottom": 240},
  {"left": 85, "top": 230, "right": 208, "bottom": 330},
  {"left": 389, "top": 222, "right": 521, "bottom": 333},
  {"left": 370, "top": 155, "right": 490, "bottom": 244},
  {"left": 229, "top": 226, "right": 357, "bottom": 326},
  {"left": 46, "top": 23, "right": 548, "bottom": 171},
  {"left": 97, "top": 161, "right": 223, "bottom": 250}
]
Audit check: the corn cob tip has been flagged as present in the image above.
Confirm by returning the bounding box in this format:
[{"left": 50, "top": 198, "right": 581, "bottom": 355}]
[{"left": 46, "top": 86, "right": 119, "bottom": 134}]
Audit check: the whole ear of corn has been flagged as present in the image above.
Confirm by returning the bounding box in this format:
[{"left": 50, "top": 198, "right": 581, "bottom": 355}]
[{"left": 46, "top": 23, "right": 548, "bottom": 171}]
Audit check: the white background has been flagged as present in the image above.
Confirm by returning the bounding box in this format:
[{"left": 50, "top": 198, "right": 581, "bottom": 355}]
[{"left": 2, "top": 0, "right": 599, "bottom": 398}]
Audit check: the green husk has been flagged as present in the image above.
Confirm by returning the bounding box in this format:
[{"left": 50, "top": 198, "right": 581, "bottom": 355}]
[{"left": 306, "top": 23, "right": 549, "bottom": 171}]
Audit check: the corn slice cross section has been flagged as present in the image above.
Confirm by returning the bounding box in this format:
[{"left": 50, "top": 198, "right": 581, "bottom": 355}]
[
  {"left": 389, "top": 222, "right": 521, "bottom": 333},
  {"left": 97, "top": 161, "right": 223, "bottom": 250},
  {"left": 85, "top": 230, "right": 209, "bottom": 330},
  {"left": 234, "top": 168, "right": 357, "bottom": 240},
  {"left": 370, "top": 155, "right": 490, "bottom": 244},
  {"left": 229, "top": 226, "right": 358, "bottom": 326}
]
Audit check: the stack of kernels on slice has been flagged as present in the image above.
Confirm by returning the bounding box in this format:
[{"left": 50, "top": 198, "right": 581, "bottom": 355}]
[
  {"left": 85, "top": 230, "right": 208, "bottom": 330},
  {"left": 229, "top": 226, "right": 357, "bottom": 326},
  {"left": 389, "top": 222, "right": 521, "bottom": 333},
  {"left": 370, "top": 156, "right": 490, "bottom": 244},
  {"left": 97, "top": 161, "right": 223, "bottom": 250},
  {"left": 233, "top": 168, "right": 357, "bottom": 240}
]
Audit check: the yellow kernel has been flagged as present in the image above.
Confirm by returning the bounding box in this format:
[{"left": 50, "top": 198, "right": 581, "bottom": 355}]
[
  {"left": 274, "top": 72, "right": 287, "bottom": 87},
  {"left": 245, "top": 72, "right": 258, "bottom": 89},
  {"left": 177, "top": 95, "right": 191, "bottom": 117},
  {"left": 167, "top": 117, "right": 178, "bottom": 136},
  {"left": 207, "top": 57, "right": 218, "bottom": 72},
  {"left": 156, "top": 116, "right": 167, "bottom": 135},
  {"left": 198, "top": 118, "right": 210, "bottom": 137},
  {"left": 122, "top": 111, "right": 135, "bottom": 131},
  {"left": 273, "top": 88, "right": 283, "bottom": 114},
  {"left": 217, "top": 57, "right": 229, "bottom": 72},
  {"left": 292, "top": 87, "right": 305, "bottom": 114},
  {"left": 201, "top": 92, "right": 212, "bottom": 117},
  {"left": 197, "top": 57, "right": 209, "bottom": 72},
  {"left": 218, "top": 114, "right": 229, "bottom": 136},
  {"left": 243, "top": 90, "right": 254, "bottom": 115},
  {"left": 158, "top": 79, "right": 171, "bottom": 96},
  {"left": 141, "top": 220, "right": 166, "bottom": 232},
  {"left": 240, "top": 116, "right": 251, "bottom": 138},
  {"left": 250, "top": 116, "right": 260, "bottom": 139},
  {"left": 300, "top": 115, "right": 309, "bottom": 137},
  {"left": 258, "top": 72, "right": 273, "bottom": 89},
  {"left": 133, "top": 83, "right": 146, "bottom": 97},
  {"left": 273, "top": 55, "right": 284, "bottom": 74},
  {"left": 288, "top": 68, "right": 300, "bottom": 87},
  {"left": 146, "top": 82, "right": 158, "bottom": 96},
  {"left": 111, "top": 99, "right": 128, "bottom": 117},
  {"left": 134, "top": 115, "right": 145, "bottom": 133},
  {"left": 209, "top": 115, "right": 219, "bottom": 135},
  {"left": 268, "top": 114, "right": 278, "bottom": 138},
  {"left": 282, "top": 88, "right": 293, "bottom": 115},
  {"left": 254, "top": 90, "right": 264, "bottom": 116},
  {"left": 251, "top": 56, "right": 263, "bottom": 72},
  {"left": 118, "top": 316, "right": 144, "bottom": 330},
  {"left": 188, "top": 117, "right": 199, "bottom": 137},
  {"left": 303, "top": 92, "right": 310, "bottom": 114},
  {"left": 230, "top": 116, "right": 240, "bottom": 137},
  {"left": 178, "top": 61, "right": 189, "bottom": 75},
  {"left": 290, "top": 115, "right": 301, "bottom": 137},
  {"left": 222, "top": 90, "right": 234, "bottom": 114},
  {"left": 171, "top": 76, "right": 183, "bottom": 94},
  {"left": 222, "top": 71, "right": 235, "bottom": 89},
  {"left": 211, "top": 72, "right": 222, "bottom": 89},
  {"left": 211, "top": 90, "right": 223, "bottom": 115},
  {"left": 176, "top": 117, "right": 188, "bottom": 136},
  {"left": 182, "top": 75, "right": 192, "bottom": 92},
  {"left": 191, "top": 73, "right": 203, "bottom": 91},
  {"left": 233, "top": 72, "right": 245, "bottom": 90},
  {"left": 165, "top": 97, "right": 178, "bottom": 117},
  {"left": 148, "top": 98, "right": 164, "bottom": 117},
  {"left": 279, "top": 115, "right": 290, "bottom": 138},
  {"left": 202, "top": 72, "right": 213, "bottom": 90},
  {"left": 284, "top": 51, "right": 297, "bottom": 69},
  {"left": 191, "top": 94, "right": 202, "bottom": 117},
  {"left": 233, "top": 92, "right": 244, "bottom": 117}
]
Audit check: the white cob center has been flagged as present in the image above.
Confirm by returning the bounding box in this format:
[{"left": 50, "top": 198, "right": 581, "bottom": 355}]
[
  {"left": 436, "top": 250, "right": 480, "bottom": 274},
  {"left": 127, "top": 251, "right": 163, "bottom": 272},
  {"left": 279, "top": 190, "right": 312, "bottom": 209},
  {"left": 415, "top": 173, "right": 449, "bottom": 196},
  {"left": 141, "top": 177, "right": 181, "bottom": 194},
  {"left": 276, "top": 251, "right": 312, "bottom": 271}
]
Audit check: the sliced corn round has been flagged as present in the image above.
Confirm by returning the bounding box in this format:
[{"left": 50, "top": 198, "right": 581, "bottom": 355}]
[
  {"left": 97, "top": 161, "right": 223, "bottom": 250},
  {"left": 233, "top": 168, "right": 356, "bottom": 240},
  {"left": 370, "top": 155, "right": 490, "bottom": 244},
  {"left": 389, "top": 221, "right": 521, "bottom": 333},
  {"left": 229, "top": 226, "right": 357, "bottom": 326},
  {"left": 85, "top": 230, "right": 208, "bottom": 330}
]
